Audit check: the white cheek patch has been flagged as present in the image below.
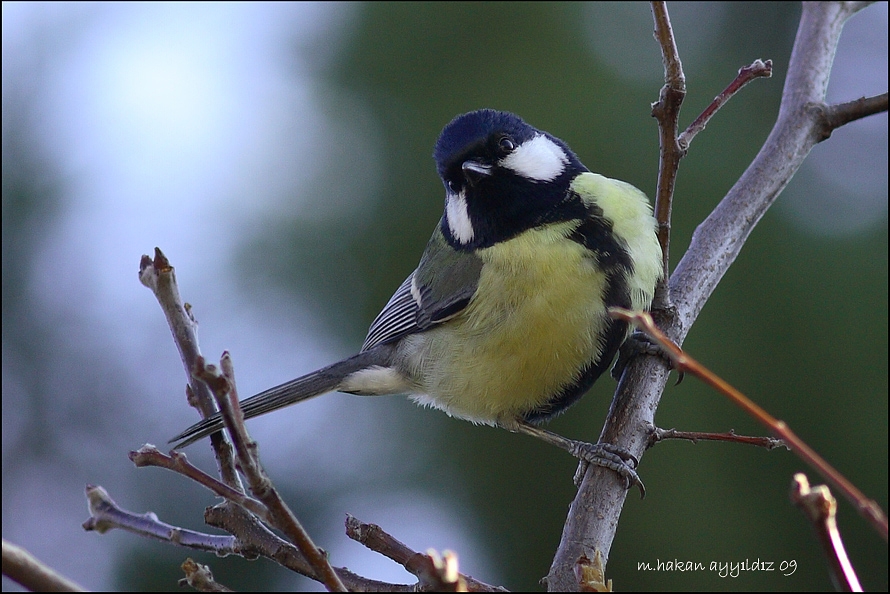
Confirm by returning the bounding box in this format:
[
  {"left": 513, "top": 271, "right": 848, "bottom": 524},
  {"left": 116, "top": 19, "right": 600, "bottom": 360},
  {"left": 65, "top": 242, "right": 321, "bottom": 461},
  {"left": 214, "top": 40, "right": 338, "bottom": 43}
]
[
  {"left": 445, "top": 191, "right": 475, "bottom": 244},
  {"left": 502, "top": 134, "right": 568, "bottom": 182}
]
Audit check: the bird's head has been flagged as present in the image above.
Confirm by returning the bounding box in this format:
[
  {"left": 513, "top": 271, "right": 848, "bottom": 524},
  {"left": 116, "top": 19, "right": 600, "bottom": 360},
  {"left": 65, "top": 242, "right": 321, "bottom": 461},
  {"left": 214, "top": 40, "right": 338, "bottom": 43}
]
[{"left": 433, "top": 109, "right": 588, "bottom": 249}]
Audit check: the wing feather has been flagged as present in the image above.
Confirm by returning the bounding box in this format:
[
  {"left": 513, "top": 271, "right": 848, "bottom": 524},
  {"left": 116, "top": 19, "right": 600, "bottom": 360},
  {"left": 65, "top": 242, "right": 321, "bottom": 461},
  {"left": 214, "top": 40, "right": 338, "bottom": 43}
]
[
  {"left": 361, "top": 273, "right": 419, "bottom": 351},
  {"left": 361, "top": 224, "right": 484, "bottom": 352}
]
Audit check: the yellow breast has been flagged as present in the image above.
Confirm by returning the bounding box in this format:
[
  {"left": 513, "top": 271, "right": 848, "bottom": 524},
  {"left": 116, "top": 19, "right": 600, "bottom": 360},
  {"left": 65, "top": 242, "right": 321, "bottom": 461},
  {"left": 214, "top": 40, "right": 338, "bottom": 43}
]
[{"left": 412, "top": 221, "right": 611, "bottom": 425}]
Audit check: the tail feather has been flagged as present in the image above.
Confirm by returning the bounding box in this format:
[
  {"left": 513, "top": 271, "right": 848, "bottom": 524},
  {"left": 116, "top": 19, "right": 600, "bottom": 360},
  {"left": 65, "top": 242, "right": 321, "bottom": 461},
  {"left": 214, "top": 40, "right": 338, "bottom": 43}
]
[{"left": 169, "top": 349, "right": 390, "bottom": 448}]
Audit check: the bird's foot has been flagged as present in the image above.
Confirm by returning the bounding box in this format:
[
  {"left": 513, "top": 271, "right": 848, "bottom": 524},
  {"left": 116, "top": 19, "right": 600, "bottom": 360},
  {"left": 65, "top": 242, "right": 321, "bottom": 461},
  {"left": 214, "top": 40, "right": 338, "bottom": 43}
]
[{"left": 571, "top": 442, "right": 645, "bottom": 498}]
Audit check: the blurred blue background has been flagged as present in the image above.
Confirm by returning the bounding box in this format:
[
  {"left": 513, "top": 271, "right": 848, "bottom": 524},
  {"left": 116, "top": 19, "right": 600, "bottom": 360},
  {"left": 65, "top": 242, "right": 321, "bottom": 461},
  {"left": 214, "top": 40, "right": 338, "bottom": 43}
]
[{"left": 2, "top": 2, "right": 886, "bottom": 591}]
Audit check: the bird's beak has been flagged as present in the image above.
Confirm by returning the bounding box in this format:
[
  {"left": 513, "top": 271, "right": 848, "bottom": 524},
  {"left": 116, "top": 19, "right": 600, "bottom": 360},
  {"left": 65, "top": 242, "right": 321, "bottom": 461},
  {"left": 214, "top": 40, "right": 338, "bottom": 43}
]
[{"left": 461, "top": 160, "right": 492, "bottom": 184}]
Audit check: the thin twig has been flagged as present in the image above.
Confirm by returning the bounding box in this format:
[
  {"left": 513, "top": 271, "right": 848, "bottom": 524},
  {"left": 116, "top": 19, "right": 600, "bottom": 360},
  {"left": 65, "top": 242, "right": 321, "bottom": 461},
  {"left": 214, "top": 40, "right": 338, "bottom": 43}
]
[
  {"left": 678, "top": 59, "right": 774, "bottom": 150},
  {"left": 791, "top": 475, "right": 863, "bottom": 592},
  {"left": 345, "top": 515, "right": 508, "bottom": 593},
  {"left": 80, "top": 484, "right": 411, "bottom": 591},
  {"left": 205, "top": 505, "right": 406, "bottom": 591},
  {"left": 139, "top": 250, "right": 347, "bottom": 591},
  {"left": 139, "top": 249, "right": 242, "bottom": 490},
  {"left": 647, "top": 426, "right": 787, "bottom": 450},
  {"left": 817, "top": 92, "right": 889, "bottom": 140},
  {"left": 82, "top": 485, "right": 238, "bottom": 553},
  {"left": 129, "top": 446, "right": 271, "bottom": 521},
  {"left": 649, "top": 0, "right": 685, "bottom": 294},
  {"left": 2, "top": 539, "right": 87, "bottom": 592},
  {"left": 138, "top": 250, "right": 214, "bottom": 421},
  {"left": 612, "top": 308, "right": 889, "bottom": 541},
  {"left": 193, "top": 356, "right": 348, "bottom": 592}
]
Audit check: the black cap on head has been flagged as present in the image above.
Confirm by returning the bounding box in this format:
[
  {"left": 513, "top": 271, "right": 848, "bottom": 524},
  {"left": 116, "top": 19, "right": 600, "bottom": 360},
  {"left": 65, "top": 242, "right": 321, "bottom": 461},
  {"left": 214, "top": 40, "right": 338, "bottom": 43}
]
[{"left": 433, "top": 109, "right": 536, "bottom": 178}]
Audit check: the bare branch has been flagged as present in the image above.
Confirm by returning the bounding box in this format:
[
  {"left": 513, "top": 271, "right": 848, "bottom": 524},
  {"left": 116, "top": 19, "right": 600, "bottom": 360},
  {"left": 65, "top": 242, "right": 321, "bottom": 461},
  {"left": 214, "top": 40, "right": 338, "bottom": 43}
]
[
  {"left": 192, "top": 355, "right": 348, "bottom": 592},
  {"left": 82, "top": 485, "right": 238, "bottom": 554},
  {"left": 80, "top": 484, "right": 413, "bottom": 592},
  {"left": 678, "top": 59, "right": 774, "bottom": 149},
  {"left": 817, "top": 92, "right": 889, "bottom": 140},
  {"left": 139, "top": 249, "right": 242, "bottom": 490},
  {"left": 139, "top": 250, "right": 215, "bottom": 421},
  {"left": 791, "top": 475, "right": 863, "bottom": 592},
  {"left": 647, "top": 426, "right": 787, "bottom": 450},
  {"left": 2, "top": 539, "right": 87, "bottom": 592},
  {"left": 649, "top": 0, "right": 686, "bottom": 292},
  {"left": 345, "top": 515, "right": 508, "bottom": 593},
  {"left": 669, "top": 2, "right": 874, "bottom": 338},
  {"left": 137, "top": 252, "right": 347, "bottom": 591},
  {"left": 613, "top": 308, "right": 888, "bottom": 541},
  {"left": 129, "top": 446, "right": 270, "bottom": 521},
  {"left": 550, "top": 2, "right": 882, "bottom": 589}
]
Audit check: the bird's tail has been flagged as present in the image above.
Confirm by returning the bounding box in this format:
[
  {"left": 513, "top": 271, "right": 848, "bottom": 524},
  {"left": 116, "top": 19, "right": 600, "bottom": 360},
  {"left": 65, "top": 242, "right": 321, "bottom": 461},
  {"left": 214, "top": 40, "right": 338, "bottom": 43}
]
[{"left": 169, "top": 349, "right": 389, "bottom": 449}]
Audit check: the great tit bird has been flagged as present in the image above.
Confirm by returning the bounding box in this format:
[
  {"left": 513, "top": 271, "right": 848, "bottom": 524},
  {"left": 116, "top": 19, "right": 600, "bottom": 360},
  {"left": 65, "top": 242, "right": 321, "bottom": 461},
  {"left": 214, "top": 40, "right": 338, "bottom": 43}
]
[{"left": 171, "top": 109, "right": 662, "bottom": 488}]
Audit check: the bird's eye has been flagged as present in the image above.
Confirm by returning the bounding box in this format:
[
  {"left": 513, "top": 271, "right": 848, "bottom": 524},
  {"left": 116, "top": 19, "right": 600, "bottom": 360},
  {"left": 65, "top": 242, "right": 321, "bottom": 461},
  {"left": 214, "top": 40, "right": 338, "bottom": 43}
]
[
  {"left": 447, "top": 180, "right": 456, "bottom": 192},
  {"left": 498, "top": 136, "right": 515, "bottom": 153}
]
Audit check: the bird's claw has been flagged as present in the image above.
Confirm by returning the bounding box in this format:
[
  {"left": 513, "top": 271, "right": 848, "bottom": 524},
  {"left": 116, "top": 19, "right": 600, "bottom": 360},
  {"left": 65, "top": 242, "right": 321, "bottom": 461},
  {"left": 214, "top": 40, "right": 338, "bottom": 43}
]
[{"left": 571, "top": 442, "right": 646, "bottom": 498}]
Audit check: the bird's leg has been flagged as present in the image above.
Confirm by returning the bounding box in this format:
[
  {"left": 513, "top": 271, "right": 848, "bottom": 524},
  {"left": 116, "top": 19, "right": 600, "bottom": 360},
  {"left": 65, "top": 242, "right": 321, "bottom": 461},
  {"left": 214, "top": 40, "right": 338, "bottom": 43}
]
[{"left": 512, "top": 420, "right": 645, "bottom": 498}]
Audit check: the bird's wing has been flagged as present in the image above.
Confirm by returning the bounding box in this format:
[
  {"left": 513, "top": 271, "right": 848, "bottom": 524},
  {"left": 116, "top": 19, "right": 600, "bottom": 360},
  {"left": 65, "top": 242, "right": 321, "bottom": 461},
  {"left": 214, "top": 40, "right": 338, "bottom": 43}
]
[{"left": 361, "top": 221, "right": 483, "bottom": 351}]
